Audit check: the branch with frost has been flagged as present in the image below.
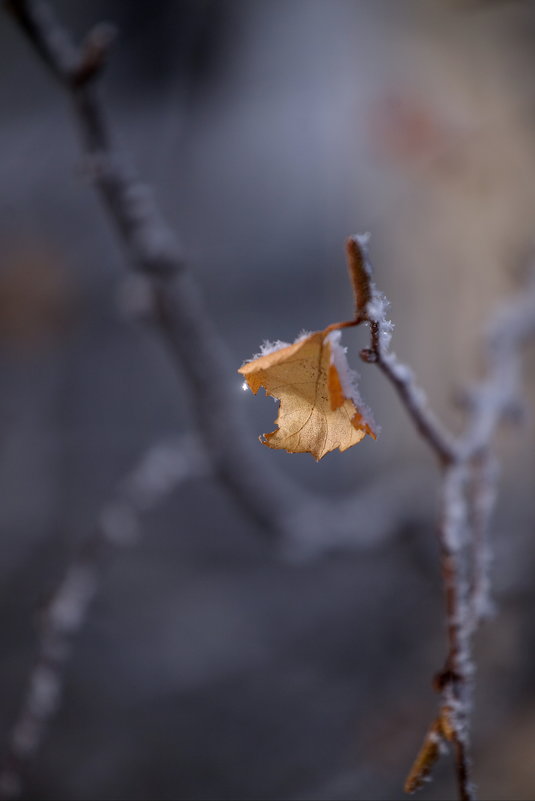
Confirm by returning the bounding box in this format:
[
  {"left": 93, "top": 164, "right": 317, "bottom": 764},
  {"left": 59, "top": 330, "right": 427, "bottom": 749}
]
[
  {"left": 348, "top": 234, "right": 473, "bottom": 798},
  {"left": 349, "top": 235, "right": 458, "bottom": 465},
  {"left": 6, "top": 3, "right": 535, "bottom": 800},
  {"left": 0, "top": 436, "right": 208, "bottom": 801},
  {"left": 348, "top": 233, "right": 535, "bottom": 800}
]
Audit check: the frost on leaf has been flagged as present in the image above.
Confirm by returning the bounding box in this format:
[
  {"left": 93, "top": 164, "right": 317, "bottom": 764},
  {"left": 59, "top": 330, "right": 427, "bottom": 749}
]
[{"left": 238, "top": 328, "right": 376, "bottom": 461}]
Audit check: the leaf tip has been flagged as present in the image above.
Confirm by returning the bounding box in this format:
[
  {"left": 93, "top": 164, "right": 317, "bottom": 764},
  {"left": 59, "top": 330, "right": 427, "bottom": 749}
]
[{"left": 352, "top": 411, "right": 377, "bottom": 440}]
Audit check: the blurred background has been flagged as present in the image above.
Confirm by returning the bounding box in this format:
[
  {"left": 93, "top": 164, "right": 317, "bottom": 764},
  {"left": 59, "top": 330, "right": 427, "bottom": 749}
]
[{"left": 1, "top": 1, "right": 535, "bottom": 798}]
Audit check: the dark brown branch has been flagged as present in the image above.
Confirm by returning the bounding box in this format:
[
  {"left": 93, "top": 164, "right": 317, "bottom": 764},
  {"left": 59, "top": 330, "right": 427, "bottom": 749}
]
[
  {"left": 436, "top": 464, "right": 474, "bottom": 801},
  {"left": 349, "top": 234, "right": 535, "bottom": 801},
  {"left": 346, "top": 236, "right": 372, "bottom": 317},
  {"left": 351, "top": 233, "right": 476, "bottom": 797}
]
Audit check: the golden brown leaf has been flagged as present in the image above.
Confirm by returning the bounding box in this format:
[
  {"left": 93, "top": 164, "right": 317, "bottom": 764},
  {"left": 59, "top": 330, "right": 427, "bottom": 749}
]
[{"left": 238, "top": 329, "right": 375, "bottom": 461}]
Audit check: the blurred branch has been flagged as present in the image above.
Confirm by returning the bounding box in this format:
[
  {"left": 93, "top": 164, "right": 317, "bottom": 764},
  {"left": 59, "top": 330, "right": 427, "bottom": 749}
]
[
  {"left": 0, "top": 435, "right": 208, "bottom": 801},
  {"left": 4, "top": 0, "right": 305, "bottom": 536},
  {"left": 350, "top": 235, "right": 535, "bottom": 800},
  {"left": 283, "top": 466, "right": 435, "bottom": 559},
  {"left": 3, "top": 2, "right": 431, "bottom": 548},
  {"left": 467, "top": 452, "right": 498, "bottom": 629},
  {"left": 1, "top": 3, "right": 429, "bottom": 795}
]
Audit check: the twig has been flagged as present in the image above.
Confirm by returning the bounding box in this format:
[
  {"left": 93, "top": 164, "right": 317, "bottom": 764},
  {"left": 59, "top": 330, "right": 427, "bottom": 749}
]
[
  {"left": 0, "top": 436, "right": 208, "bottom": 801},
  {"left": 461, "top": 275, "right": 535, "bottom": 461},
  {"left": 348, "top": 235, "right": 458, "bottom": 466},
  {"left": 434, "top": 464, "right": 474, "bottom": 801},
  {"left": 462, "top": 277, "right": 535, "bottom": 636},
  {"left": 349, "top": 233, "right": 535, "bottom": 800},
  {"left": 467, "top": 452, "right": 498, "bottom": 631}
]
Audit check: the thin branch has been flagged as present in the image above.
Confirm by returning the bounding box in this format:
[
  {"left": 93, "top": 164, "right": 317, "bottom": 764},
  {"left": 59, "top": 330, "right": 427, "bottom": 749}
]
[
  {"left": 467, "top": 452, "right": 498, "bottom": 631},
  {"left": 0, "top": 436, "right": 208, "bottom": 801},
  {"left": 374, "top": 349, "right": 458, "bottom": 464},
  {"left": 435, "top": 464, "right": 474, "bottom": 801},
  {"left": 350, "top": 235, "right": 459, "bottom": 466},
  {"left": 462, "top": 274, "right": 535, "bottom": 460},
  {"left": 349, "top": 234, "right": 535, "bottom": 800}
]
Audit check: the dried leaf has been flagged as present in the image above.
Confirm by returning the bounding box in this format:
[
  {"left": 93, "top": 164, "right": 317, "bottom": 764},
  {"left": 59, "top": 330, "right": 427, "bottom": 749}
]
[{"left": 239, "top": 328, "right": 375, "bottom": 461}]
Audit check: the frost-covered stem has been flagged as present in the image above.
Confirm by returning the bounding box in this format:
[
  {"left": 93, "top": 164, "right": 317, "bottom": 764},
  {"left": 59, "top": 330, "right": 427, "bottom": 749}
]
[
  {"left": 369, "top": 320, "right": 457, "bottom": 465},
  {"left": 350, "top": 234, "right": 457, "bottom": 466},
  {"left": 436, "top": 465, "right": 474, "bottom": 801},
  {"left": 351, "top": 230, "right": 535, "bottom": 798},
  {"left": 438, "top": 467, "right": 470, "bottom": 677},
  {"left": 5, "top": 0, "right": 301, "bottom": 535},
  {"left": 403, "top": 465, "right": 476, "bottom": 801},
  {"left": 0, "top": 437, "right": 207, "bottom": 800},
  {"left": 467, "top": 452, "right": 498, "bottom": 632},
  {"left": 460, "top": 279, "right": 535, "bottom": 634},
  {"left": 461, "top": 277, "right": 535, "bottom": 462},
  {"left": 351, "top": 235, "right": 479, "bottom": 798}
]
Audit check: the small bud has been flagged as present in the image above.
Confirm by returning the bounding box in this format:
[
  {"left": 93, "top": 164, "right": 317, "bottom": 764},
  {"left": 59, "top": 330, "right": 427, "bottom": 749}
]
[{"left": 360, "top": 348, "right": 377, "bottom": 364}]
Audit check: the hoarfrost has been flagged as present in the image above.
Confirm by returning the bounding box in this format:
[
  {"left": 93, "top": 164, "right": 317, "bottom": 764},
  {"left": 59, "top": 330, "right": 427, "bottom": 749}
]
[
  {"left": 353, "top": 231, "right": 371, "bottom": 247},
  {"left": 443, "top": 467, "right": 468, "bottom": 553},
  {"left": 249, "top": 331, "right": 311, "bottom": 361},
  {"left": 367, "top": 292, "right": 394, "bottom": 351},
  {"left": 327, "top": 330, "right": 378, "bottom": 434},
  {"left": 367, "top": 294, "right": 390, "bottom": 323},
  {"left": 250, "top": 339, "right": 291, "bottom": 360}
]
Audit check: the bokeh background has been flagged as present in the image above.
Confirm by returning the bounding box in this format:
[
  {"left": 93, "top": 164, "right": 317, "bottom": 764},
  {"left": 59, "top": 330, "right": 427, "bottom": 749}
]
[{"left": 1, "top": 1, "right": 535, "bottom": 799}]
